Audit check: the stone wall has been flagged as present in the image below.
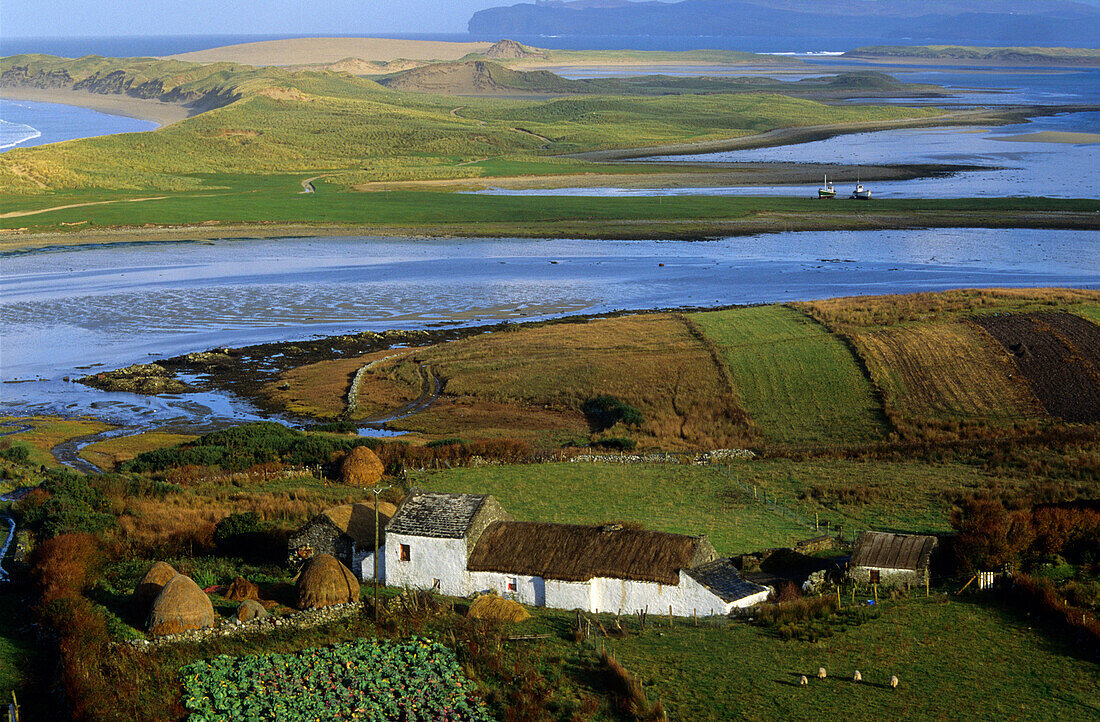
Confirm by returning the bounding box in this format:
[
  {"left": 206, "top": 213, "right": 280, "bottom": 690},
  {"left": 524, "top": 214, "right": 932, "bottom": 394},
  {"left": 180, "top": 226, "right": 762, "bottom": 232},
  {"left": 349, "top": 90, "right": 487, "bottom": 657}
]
[
  {"left": 849, "top": 565, "right": 927, "bottom": 589},
  {"left": 286, "top": 518, "right": 353, "bottom": 570}
]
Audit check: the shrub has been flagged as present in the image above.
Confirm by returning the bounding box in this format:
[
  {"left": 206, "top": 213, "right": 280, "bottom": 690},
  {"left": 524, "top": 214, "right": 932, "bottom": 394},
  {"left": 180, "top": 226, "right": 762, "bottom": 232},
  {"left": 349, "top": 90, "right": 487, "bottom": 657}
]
[
  {"left": 592, "top": 437, "right": 637, "bottom": 451},
  {"left": 582, "top": 395, "right": 644, "bottom": 432},
  {"left": 0, "top": 442, "right": 30, "bottom": 463},
  {"left": 427, "top": 438, "right": 467, "bottom": 448},
  {"left": 307, "top": 421, "right": 358, "bottom": 434}
]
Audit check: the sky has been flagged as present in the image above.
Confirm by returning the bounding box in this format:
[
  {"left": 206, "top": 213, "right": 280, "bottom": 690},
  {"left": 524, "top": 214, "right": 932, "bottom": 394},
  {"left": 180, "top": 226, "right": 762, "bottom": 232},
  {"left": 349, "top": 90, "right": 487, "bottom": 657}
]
[{"left": 1, "top": 0, "right": 512, "bottom": 38}]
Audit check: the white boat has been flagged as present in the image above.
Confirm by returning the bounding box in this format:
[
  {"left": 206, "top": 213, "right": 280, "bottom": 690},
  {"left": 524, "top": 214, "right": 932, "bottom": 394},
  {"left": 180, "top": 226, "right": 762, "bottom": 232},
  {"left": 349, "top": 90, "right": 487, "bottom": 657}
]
[
  {"left": 817, "top": 173, "right": 836, "bottom": 198},
  {"left": 852, "top": 181, "right": 872, "bottom": 200}
]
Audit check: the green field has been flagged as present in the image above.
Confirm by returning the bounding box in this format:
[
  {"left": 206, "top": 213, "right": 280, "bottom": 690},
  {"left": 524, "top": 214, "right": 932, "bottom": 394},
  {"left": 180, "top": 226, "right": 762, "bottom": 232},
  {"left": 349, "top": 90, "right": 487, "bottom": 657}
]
[
  {"left": 692, "top": 306, "right": 886, "bottom": 446},
  {"left": 417, "top": 462, "right": 810, "bottom": 553},
  {"left": 605, "top": 596, "right": 1100, "bottom": 721}
]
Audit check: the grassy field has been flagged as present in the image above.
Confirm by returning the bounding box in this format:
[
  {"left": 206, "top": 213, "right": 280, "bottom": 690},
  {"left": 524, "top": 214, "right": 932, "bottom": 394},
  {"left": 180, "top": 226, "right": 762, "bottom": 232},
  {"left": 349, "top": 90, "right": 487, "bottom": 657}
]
[
  {"left": 0, "top": 416, "right": 112, "bottom": 469},
  {"left": 417, "top": 462, "right": 809, "bottom": 553},
  {"left": 605, "top": 595, "right": 1100, "bottom": 721},
  {"left": 691, "top": 307, "right": 885, "bottom": 446}
]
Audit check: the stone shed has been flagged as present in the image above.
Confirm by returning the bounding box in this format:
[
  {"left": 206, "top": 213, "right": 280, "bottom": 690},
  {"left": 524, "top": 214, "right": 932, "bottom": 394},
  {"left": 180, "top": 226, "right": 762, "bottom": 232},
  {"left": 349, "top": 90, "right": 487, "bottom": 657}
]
[
  {"left": 287, "top": 501, "right": 396, "bottom": 574},
  {"left": 848, "top": 531, "right": 938, "bottom": 589}
]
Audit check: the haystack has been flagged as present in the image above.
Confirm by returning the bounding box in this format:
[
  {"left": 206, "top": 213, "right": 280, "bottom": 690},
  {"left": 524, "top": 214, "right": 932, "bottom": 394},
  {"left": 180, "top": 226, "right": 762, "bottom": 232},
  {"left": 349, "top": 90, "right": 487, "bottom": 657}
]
[
  {"left": 467, "top": 594, "right": 531, "bottom": 623},
  {"left": 132, "top": 561, "right": 177, "bottom": 617},
  {"left": 295, "top": 553, "right": 360, "bottom": 609},
  {"left": 236, "top": 599, "right": 268, "bottom": 622},
  {"left": 225, "top": 576, "right": 260, "bottom": 601},
  {"left": 147, "top": 574, "right": 215, "bottom": 636},
  {"left": 341, "top": 446, "right": 385, "bottom": 487}
]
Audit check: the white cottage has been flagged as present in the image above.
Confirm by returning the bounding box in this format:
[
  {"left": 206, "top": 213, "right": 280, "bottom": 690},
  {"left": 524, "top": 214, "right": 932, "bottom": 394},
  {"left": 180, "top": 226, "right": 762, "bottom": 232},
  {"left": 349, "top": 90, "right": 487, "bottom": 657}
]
[{"left": 383, "top": 491, "right": 768, "bottom": 616}]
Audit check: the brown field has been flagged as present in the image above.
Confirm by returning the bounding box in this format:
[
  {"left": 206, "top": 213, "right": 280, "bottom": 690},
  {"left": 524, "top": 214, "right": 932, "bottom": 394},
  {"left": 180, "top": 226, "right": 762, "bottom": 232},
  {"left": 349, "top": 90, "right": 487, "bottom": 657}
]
[
  {"left": 852, "top": 322, "right": 1043, "bottom": 426},
  {"left": 262, "top": 348, "right": 422, "bottom": 420},
  {"left": 79, "top": 431, "right": 197, "bottom": 471},
  {"left": 359, "top": 314, "right": 755, "bottom": 450},
  {"left": 974, "top": 312, "right": 1100, "bottom": 422},
  {"left": 801, "top": 288, "right": 1100, "bottom": 329}
]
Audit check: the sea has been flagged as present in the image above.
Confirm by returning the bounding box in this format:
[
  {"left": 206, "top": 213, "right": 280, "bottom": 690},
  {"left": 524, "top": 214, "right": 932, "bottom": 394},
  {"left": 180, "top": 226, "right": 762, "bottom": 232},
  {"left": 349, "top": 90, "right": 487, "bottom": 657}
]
[{"left": 0, "top": 98, "right": 157, "bottom": 152}]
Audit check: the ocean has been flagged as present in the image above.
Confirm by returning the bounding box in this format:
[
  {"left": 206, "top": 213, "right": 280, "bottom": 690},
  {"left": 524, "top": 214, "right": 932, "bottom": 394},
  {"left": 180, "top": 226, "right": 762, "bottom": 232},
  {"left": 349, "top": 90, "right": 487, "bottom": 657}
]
[{"left": 0, "top": 98, "right": 157, "bottom": 153}]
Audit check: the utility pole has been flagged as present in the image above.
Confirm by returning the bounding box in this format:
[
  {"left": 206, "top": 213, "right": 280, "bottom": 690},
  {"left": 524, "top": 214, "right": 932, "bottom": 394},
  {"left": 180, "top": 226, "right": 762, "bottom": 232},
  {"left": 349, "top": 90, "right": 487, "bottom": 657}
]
[{"left": 370, "top": 484, "right": 392, "bottom": 621}]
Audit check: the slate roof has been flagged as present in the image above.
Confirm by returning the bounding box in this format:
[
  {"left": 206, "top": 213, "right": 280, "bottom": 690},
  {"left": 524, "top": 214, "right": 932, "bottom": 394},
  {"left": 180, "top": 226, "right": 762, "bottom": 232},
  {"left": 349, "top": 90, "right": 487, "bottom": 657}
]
[
  {"left": 685, "top": 558, "right": 770, "bottom": 603},
  {"left": 850, "top": 531, "right": 937, "bottom": 571},
  {"left": 386, "top": 491, "right": 489, "bottom": 538},
  {"left": 467, "top": 521, "right": 717, "bottom": 585}
]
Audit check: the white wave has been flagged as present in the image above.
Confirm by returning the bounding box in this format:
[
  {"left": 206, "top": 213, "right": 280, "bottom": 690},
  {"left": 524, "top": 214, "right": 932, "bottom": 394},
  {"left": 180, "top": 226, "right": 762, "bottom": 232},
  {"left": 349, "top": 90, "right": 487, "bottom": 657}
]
[
  {"left": 0, "top": 118, "right": 42, "bottom": 150},
  {"left": 764, "top": 51, "right": 847, "bottom": 56}
]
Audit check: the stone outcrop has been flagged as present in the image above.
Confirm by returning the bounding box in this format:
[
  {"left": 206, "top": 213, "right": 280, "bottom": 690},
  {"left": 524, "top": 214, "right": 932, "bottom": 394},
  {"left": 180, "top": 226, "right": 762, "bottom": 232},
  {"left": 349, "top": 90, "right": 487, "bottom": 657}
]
[{"left": 78, "top": 363, "right": 193, "bottom": 395}]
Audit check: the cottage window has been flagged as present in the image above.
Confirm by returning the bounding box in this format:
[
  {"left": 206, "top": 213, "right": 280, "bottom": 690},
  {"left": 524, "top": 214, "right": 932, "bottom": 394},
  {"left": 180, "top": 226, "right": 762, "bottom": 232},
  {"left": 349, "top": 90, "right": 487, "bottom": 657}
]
[
  {"left": 507, "top": 577, "right": 518, "bottom": 592},
  {"left": 400, "top": 544, "right": 411, "bottom": 562},
  {"left": 869, "top": 569, "right": 880, "bottom": 584}
]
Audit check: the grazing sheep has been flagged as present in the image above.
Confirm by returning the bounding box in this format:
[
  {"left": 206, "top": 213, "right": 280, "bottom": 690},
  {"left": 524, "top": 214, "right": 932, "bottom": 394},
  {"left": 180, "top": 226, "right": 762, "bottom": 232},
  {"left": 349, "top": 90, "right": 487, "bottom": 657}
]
[
  {"left": 889, "top": 675, "right": 899, "bottom": 689},
  {"left": 853, "top": 670, "right": 862, "bottom": 682},
  {"left": 800, "top": 675, "right": 808, "bottom": 686},
  {"left": 817, "top": 667, "right": 827, "bottom": 680}
]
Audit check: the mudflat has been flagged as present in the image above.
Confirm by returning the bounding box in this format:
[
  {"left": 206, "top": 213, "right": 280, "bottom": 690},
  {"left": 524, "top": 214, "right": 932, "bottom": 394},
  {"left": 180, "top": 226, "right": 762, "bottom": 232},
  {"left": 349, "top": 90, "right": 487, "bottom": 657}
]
[
  {"left": 168, "top": 37, "right": 494, "bottom": 65},
  {"left": 991, "top": 131, "right": 1100, "bottom": 144}
]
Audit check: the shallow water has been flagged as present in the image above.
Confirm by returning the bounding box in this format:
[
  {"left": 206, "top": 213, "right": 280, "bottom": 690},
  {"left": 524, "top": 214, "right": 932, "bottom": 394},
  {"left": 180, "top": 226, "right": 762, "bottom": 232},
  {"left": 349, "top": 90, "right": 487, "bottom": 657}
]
[
  {"left": 0, "top": 99, "right": 157, "bottom": 152},
  {"left": 2, "top": 231, "right": 1098, "bottom": 431}
]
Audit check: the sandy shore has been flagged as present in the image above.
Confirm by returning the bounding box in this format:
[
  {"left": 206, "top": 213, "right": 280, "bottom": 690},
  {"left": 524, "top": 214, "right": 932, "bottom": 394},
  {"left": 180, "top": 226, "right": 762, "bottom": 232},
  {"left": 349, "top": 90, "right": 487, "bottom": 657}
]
[
  {"left": 0, "top": 87, "right": 191, "bottom": 127},
  {"left": 991, "top": 131, "right": 1100, "bottom": 144},
  {"left": 169, "top": 37, "right": 493, "bottom": 66}
]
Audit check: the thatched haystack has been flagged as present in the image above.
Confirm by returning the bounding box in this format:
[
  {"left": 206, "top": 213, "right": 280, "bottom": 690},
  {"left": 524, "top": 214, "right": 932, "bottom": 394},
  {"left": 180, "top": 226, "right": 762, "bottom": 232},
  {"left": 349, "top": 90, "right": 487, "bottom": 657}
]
[
  {"left": 295, "top": 553, "right": 360, "bottom": 609},
  {"left": 467, "top": 594, "right": 530, "bottom": 623},
  {"left": 225, "top": 576, "right": 260, "bottom": 601},
  {"left": 236, "top": 599, "right": 268, "bottom": 622},
  {"left": 133, "top": 561, "right": 177, "bottom": 616},
  {"left": 341, "top": 446, "right": 385, "bottom": 487},
  {"left": 147, "top": 574, "right": 215, "bottom": 636}
]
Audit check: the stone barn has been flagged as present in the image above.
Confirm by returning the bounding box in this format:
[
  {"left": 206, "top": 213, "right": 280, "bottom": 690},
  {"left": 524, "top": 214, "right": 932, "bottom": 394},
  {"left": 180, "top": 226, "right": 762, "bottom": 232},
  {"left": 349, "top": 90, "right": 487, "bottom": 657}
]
[
  {"left": 848, "top": 531, "right": 938, "bottom": 588},
  {"left": 287, "top": 501, "right": 396, "bottom": 575}
]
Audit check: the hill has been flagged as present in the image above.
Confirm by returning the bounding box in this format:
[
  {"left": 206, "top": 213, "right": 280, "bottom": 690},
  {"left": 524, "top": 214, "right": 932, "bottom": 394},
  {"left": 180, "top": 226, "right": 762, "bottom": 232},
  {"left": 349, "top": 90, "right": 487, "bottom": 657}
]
[
  {"left": 377, "top": 60, "right": 582, "bottom": 95},
  {"left": 168, "top": 37, "right": 493, "bottom": 66},
  {"left": 845, "top": 45, "right": 1100, "bottom": 66}
]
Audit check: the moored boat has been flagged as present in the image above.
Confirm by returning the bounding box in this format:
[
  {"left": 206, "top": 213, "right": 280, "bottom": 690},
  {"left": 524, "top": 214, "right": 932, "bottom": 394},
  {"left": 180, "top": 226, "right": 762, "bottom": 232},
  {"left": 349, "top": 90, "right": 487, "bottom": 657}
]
[
  {"left": 818, "top": 173, "right": 836, "bottom": 199},
  {"left": 852, "top": 181, "right": 872, "bottom": 200}
]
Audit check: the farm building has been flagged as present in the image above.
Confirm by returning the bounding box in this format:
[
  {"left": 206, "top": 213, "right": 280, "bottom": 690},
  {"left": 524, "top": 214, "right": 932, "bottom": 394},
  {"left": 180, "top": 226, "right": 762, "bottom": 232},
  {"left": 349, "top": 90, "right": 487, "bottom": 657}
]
[
  {"left": 384, "top": 490, "right": 769, "bottom": 616},
  {"left": 848, "top": 531, "right": 938, "bottom": 588},
  {"left": 287, "top": 501, "right": 396, "bottom": 574}
]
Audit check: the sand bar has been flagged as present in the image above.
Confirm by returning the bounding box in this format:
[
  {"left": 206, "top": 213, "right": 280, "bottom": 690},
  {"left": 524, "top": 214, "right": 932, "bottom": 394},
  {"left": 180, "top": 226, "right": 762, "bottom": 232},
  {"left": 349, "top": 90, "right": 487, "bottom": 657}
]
[
  {"left": 0, "top": 87, "right": 191, "bottom": 127},
  {"left": 169, "top": 37, "right": 493, "bottom": 66},
  {"left": 990, "top": 131, "right": 1100, "bottom": 144}
]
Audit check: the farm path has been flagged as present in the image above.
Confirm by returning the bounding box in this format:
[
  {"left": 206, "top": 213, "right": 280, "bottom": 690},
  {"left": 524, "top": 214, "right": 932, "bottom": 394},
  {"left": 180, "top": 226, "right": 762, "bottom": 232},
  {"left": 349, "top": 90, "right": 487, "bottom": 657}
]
[
  {"left": 358, "top": 363, "right": 442, "bottom": 429},
  {"left": 0, "top": 195, "right": 169, "bottom": 219}
]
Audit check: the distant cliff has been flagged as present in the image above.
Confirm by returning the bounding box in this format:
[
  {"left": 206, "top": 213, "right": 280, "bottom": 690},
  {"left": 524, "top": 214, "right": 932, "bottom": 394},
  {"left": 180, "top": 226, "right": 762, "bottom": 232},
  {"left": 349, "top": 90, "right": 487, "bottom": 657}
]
[{"left": 468, "top": 0, "right": 1100, "bottom": 46}]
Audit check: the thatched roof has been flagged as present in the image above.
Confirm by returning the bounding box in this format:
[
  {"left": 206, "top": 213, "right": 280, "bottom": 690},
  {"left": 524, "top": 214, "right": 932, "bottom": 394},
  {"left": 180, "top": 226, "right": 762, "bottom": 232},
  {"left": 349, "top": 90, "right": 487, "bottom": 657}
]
[
  {"left": 341, "top": 446, "right": 384, "bottom": 487},
  {"left": 147, "top": 574, "right": 215, "bottom": 636},
  {"left": 468, "top": 521, "right": 718, "bottom": 585},
  {"left": 685, "top": 558, "right": 770, "bottom": 604},
  {"left": 387, "top": 491, "right": 492, "bottom": 539},
  {"left": 133, "top": 561, "right": 177, "bottom": 616},
  {"left": 850, "top": 531, "right": 937, "bottom": 571},
  {"left": 324, "top": 501, "right": 397, "bottom": 547},
  {"left": 295, "top": 553, "right": 360, "bottom": 609},
  {"left": 468, "top": 594, "right": 531, "bottom": 622}
]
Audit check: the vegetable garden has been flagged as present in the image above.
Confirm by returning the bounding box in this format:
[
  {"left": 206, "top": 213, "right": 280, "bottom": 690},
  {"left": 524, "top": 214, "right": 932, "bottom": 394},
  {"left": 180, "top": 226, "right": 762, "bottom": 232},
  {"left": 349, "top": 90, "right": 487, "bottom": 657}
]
[{"left": 181, "top": 637, "right": 490, "bottom": 721}]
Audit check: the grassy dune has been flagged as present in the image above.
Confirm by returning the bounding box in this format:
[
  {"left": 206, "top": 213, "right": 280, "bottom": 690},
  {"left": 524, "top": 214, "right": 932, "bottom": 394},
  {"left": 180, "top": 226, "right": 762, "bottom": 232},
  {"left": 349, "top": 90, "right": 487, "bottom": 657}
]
[
  {"left": 691, "top": 307, "right": 885, "bottom": 446},
  {"left": 1, "top": 54, "right": 943, "bottom": 195}
]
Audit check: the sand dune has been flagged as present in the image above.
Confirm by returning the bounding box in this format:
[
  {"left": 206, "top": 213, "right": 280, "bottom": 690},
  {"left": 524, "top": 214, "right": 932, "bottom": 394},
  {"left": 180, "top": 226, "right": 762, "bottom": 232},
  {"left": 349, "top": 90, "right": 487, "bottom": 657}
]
[
  {"left": 169, "top": 37, "right": 493, "bottom": 66},
  {"left": 990, "top": 131, "right": 1100, "bottom": 144}
]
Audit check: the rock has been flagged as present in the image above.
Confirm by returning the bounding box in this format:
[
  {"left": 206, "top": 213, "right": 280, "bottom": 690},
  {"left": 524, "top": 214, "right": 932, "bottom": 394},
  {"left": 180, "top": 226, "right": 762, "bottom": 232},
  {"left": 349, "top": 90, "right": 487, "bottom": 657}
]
[
  {"left": 802, "top": 570, "right": 828, "bottom": 595},
  {"left": 224, "top": 576, "right": 260, "bottom": 601},
  {"left": 77, "top": 363, "right": 193, "bottom": 395},
  {"left": 236, "top": 599, "right": 268, "bottom": 622}
]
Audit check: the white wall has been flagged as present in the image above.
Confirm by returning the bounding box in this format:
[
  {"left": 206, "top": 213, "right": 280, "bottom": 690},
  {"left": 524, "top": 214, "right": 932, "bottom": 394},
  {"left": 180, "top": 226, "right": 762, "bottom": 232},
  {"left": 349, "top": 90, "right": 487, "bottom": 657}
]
[
  {"left": 356, "top": 546, "right": 386, "bottom": 583},
  {"left": 384, "top": 533, "right": 468, "bottom": 596},
  {"left": 591, "top": 571, "right": 748, "bottom": 617}
]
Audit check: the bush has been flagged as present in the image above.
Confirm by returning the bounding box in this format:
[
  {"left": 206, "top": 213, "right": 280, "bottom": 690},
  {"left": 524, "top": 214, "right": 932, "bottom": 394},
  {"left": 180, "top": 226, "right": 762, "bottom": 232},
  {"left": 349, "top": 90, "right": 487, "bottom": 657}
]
[
  {"left": 18, "top": 470, "right": 117, "bottom": 538},
  {"left": 426, "top": 438, "right": 467, "bottom": 448},
  {"left": 582, "top": 395, "right": 643, "bottom": 432},
  {"left": 306, "top": 421, "right": 358, "bottom": 434},
  {"left": 0, "top": 442, "right": 30, "bottom": 463},
  {"left": 212, "top": 511, "right": 279, "bottom": 561},
  {"left": 592, "top": 437, "right": 637, "bottom": 451}
]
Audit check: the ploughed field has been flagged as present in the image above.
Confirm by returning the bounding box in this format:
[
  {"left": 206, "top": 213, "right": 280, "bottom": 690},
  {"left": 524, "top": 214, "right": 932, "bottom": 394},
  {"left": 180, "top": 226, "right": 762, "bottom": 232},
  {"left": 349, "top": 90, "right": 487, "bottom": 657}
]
[
  {"left": 255, "top": 288, "right": 1100, "bottom": 451},
  {"left": 973, "top": 312, "right": 1100, "bottom": 423}
]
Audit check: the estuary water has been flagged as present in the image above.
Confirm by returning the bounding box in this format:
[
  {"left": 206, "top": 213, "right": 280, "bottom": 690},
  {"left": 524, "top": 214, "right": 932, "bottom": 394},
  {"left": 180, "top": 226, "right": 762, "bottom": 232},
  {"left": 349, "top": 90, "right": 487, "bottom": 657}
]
[
  {"left": 0, "top": 98, "right": 157, "bottom": 152},
  {"left": 2, "top": 231, "right": 1098, "bottom": 431}
]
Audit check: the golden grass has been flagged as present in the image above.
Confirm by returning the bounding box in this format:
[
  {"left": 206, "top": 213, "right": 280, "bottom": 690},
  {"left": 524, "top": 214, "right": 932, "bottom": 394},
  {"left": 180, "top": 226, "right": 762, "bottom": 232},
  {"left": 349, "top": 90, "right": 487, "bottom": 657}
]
[
  {"left": 853, "top": 322, "right": 1044, "bottom": 424},
  {"left": 79, "top": 431, "right": 198, "bottom": 471},
  {"left": 391, "top": 315, "right": 753, "bottom": 450}
]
